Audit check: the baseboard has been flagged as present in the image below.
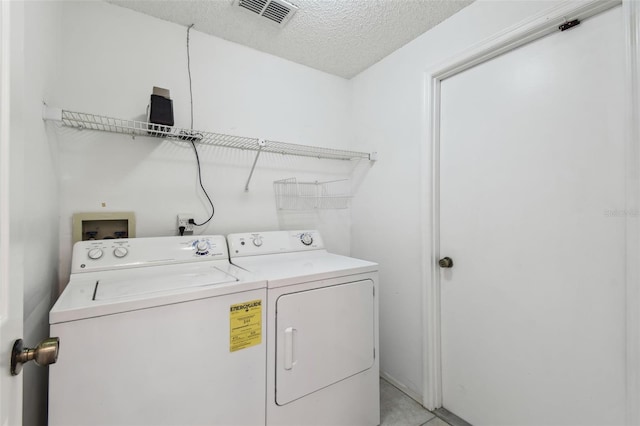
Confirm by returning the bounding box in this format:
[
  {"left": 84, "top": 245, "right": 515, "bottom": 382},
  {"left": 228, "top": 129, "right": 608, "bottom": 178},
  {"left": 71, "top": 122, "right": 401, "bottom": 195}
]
[{"left": 379, "top": 371, "right": 424, "bottom": 406}]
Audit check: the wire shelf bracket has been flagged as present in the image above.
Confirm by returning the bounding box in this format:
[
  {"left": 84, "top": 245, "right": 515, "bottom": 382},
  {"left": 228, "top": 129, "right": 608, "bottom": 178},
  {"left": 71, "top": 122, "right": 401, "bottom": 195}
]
[
  {"left": 245, "top": 139, "right": 266, "bottom": 192},
  {"left": 43, "top": 106, "right": 378, "bottom": 191}
]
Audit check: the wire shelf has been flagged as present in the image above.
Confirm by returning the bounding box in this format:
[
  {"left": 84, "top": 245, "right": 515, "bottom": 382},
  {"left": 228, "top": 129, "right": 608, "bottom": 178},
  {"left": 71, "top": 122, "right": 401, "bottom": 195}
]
[
  {"left": 274, "top": 178, "right": 352, "bottom": 210},
  {"left": 53, "top": 109, "right": 373, "bottom": 161}
]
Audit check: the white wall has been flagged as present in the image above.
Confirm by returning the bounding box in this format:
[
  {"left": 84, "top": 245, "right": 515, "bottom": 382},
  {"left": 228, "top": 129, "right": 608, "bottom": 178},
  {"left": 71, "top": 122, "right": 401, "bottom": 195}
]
[
  {"left": 349, "top": 0, "right": 567, "bottom": 401},
  {"left": 20, "top": 2, "right": 62, "bottom": 425},
  {"left": 55, "top": 1, "right": 366, "bottom": 288}
]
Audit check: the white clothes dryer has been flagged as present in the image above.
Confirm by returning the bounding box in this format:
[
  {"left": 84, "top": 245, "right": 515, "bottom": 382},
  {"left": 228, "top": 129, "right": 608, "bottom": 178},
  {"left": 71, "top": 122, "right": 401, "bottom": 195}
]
[
  {"left": 227, "top": 230, "right": 380, "bottom": 426},
  {"left": 49, "top": 235, "right": 266, "bottom": 426}
]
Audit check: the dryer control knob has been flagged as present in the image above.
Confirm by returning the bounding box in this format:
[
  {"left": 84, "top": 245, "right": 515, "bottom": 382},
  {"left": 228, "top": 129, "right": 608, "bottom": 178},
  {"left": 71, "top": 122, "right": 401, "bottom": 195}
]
[
  {"left": 300, "top": 233, "right": 313, "bottom": 246},
  {"left": 88, "top": 248, "right": 103, "bottom": 260},
  {"left": 195, "top": 241, "right": 209, "bottom": 253},
  {"left": 113, "top": 247, "right": 128, "bottom": 258},
  {"left": 252, "top": 237, "right": 263, "bottom": 247}
]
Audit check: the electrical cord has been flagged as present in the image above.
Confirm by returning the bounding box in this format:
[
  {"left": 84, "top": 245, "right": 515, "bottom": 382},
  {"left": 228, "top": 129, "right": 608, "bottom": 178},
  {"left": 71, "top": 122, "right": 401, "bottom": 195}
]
[
  {"left": 190, "top": 140, "right": 215, "bottom": 226},
  {"left": 185, "top": 23, "right": 214, "bottom": 227},
  {"left": 187, "top": 23, "right": 195, "bottom": 130}
]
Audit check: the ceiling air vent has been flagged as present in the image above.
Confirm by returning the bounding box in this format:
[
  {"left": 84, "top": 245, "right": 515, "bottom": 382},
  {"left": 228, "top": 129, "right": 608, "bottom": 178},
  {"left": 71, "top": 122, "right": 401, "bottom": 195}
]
[{"left": 235, "top": 0, "right": 298, "bottom": 27}]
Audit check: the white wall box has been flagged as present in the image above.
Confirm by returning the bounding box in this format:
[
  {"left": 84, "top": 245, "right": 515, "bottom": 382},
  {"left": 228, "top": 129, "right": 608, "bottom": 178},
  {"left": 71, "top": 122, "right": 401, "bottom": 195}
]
[{"left": 71, "top": 212, "right": 135, "bottom": 244}]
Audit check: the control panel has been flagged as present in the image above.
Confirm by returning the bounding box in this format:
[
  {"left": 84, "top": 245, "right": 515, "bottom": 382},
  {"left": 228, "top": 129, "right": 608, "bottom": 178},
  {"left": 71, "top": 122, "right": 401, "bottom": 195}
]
[
  {"left": 71, "top": 235, "right": 229, "bottom": 273},
  {"left": 227, "top": 230, "right": 324, "bottom": 258}
]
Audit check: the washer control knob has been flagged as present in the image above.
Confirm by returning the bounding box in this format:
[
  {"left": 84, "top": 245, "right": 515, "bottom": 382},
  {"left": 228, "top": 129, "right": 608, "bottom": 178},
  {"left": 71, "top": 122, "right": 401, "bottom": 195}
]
[
  {"left": 252, "top": 237, "right": 263, "bottom": 247},
  {"left": 195, "top": 241, "right": 209, "bottom": 254},
  {"left": 113, "top": 247, "right": 128, "bottom": 258},
  {"left": 300, "top": 233, "right": 313, "bottom": 246},
  {"left": 88, "top": 248, "right": 103, "bottom": 260}
]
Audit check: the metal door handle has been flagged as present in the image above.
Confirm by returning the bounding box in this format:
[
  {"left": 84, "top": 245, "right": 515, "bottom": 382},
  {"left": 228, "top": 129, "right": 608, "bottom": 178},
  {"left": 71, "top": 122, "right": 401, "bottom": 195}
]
[
  {"left": 439, "top": 257, "right": 454, "bottom": 268},
  {"left": 11, "top": 337, "right": 59, "bottom": 376}
]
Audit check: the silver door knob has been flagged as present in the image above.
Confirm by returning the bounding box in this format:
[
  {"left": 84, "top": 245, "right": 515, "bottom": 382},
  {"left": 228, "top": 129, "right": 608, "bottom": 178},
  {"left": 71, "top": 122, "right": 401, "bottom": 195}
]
[
  {"left": 439, "top": 257, "right": 454, "bottom": 268},
  {"left": 11, "top": 337, "right": 59, "bottom": 376}
]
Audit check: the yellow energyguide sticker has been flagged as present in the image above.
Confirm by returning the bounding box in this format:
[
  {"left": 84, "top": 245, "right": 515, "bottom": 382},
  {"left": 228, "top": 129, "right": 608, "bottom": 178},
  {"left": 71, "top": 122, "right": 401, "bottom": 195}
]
[{"left": 229, "top": 299, "right": 262, "bottom": 352}]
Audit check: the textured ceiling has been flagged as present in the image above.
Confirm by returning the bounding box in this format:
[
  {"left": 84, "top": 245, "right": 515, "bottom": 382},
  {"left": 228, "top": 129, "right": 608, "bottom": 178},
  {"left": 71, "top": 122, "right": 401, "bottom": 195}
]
[{"left": 106, "top": 0, "right": 474, "bottom": 79}]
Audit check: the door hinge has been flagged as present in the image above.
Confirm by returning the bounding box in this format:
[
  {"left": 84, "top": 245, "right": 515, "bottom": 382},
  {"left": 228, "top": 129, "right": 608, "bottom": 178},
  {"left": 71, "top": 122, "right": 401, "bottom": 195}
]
[{"left": 559, "top": 19, "right": 580, "bottom": 32}]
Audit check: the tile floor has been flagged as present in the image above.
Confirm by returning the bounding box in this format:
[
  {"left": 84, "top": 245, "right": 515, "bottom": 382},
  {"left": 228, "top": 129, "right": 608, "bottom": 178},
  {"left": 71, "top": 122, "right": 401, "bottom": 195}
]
[{"left": 380, "top": 378, "right": 452, "bottom": 426}]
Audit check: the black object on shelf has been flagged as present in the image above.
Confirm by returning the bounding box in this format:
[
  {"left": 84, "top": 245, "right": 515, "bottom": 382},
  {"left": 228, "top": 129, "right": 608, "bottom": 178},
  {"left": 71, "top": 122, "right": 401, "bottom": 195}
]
[{"left": 148, "top": 87, "right": 174, "bottom": 136}]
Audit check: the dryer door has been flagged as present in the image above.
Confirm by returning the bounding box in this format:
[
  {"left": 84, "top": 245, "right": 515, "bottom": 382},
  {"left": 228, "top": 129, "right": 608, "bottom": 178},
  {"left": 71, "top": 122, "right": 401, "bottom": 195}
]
[{"left": 275, "top": 280, "right": 375, "bottom": 405}]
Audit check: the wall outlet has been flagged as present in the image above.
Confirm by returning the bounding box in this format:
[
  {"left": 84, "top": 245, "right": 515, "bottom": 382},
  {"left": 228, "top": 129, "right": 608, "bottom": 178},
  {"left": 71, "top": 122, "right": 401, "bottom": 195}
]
[{"left": 177, "top": 214, "right": 194, "bottom": 235}]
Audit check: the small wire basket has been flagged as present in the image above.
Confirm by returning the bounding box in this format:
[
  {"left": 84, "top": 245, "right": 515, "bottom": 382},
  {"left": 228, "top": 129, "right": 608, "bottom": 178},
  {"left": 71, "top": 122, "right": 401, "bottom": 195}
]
[{"left": 274, "top": 178, "right": 351, "bottom": 210}]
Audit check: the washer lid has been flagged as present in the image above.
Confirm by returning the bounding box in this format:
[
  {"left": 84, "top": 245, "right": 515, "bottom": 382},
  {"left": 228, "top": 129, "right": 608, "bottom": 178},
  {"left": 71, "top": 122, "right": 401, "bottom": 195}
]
[
  {"left": 93, "top": 266, "right": 237, "bottom": 300},
  {"left": 50, "top": 261, "right": 265, "bottom": 324}
]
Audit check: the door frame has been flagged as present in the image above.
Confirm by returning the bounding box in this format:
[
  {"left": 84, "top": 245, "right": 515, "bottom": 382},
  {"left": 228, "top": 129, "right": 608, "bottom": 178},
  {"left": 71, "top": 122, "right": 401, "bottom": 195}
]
[{"left": 420, "top": 0, "right": 640, "bottom": 423}]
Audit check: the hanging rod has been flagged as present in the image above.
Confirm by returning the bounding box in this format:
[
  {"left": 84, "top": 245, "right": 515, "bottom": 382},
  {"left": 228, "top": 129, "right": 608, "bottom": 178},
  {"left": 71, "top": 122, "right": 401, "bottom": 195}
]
[{"left": 43, "top": 106, "right": 376, "bottom": 162}]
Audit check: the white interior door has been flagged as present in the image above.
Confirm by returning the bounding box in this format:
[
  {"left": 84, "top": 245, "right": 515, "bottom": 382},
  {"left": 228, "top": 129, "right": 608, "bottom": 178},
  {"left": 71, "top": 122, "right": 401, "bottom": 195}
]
[
  {"left": 439, "top": 6, "right": 626, "bottom": 425},
  {"left": 0, "top": 1, "right": 24, "bottom": 424}
]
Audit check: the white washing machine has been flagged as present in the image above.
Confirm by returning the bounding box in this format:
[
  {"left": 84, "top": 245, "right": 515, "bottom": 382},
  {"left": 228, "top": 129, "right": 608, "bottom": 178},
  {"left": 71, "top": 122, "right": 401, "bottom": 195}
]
[
  {"left": 49, "top": 235, "right": 266, "bottom": 426},
  {"left": 227, "top": 230, "right": 380, "bottom": 426}
]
